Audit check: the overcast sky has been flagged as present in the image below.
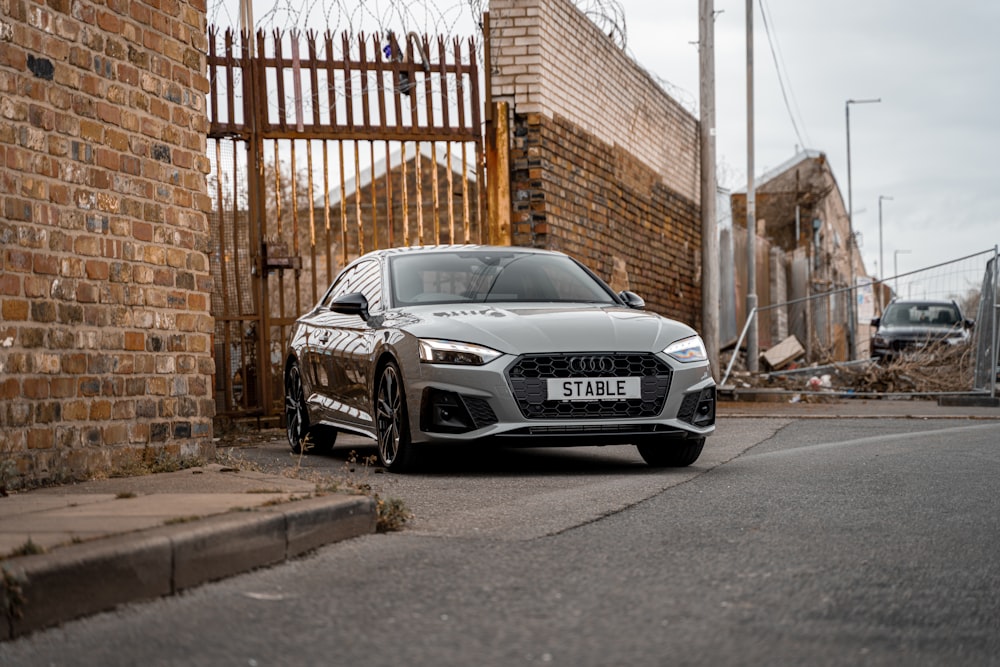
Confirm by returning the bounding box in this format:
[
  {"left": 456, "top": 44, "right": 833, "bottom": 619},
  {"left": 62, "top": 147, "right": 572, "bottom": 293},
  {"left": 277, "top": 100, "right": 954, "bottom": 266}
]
[{"left": 617, "top": 0, "right": 999, "bottom": 282}]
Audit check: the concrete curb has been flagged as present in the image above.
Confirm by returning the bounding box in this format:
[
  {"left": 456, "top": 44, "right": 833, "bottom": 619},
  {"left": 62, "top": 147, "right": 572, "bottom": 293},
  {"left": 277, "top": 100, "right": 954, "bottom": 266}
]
[{"left": 1, "top": 494, "right": 376, "bottom": 640}]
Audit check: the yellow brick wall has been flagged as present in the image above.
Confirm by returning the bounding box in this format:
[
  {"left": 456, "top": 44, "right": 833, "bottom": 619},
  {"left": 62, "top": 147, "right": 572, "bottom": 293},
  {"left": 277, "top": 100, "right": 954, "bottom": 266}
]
[{"left": 488, "top": 0, "right": 699, "bottom": 201}]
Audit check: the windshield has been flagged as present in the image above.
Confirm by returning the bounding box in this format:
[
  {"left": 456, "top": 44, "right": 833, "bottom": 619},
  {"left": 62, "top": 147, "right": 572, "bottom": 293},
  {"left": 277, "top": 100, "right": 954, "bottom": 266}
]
[
  {"left": 389, "top": 251, "right": 618, "bottom": 307},
  {"left": 881, "top": 303, "right": 961, "bottom": 327}
]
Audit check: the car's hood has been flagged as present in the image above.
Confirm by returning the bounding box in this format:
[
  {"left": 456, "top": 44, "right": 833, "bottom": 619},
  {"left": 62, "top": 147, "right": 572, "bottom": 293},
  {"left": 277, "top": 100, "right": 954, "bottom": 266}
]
[{"left": 392, "top": 303, "right": 696, "bottom": 354}]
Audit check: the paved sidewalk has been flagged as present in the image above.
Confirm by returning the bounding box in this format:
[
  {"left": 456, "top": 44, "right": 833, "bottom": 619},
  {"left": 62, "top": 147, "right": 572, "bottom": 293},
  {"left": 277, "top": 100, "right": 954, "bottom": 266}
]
[
  {"left": 0, "top": 464, "right": 376, "bottom": 640},
  {"left": 1, "top": 397, "right": 996, "bottom": 640}
]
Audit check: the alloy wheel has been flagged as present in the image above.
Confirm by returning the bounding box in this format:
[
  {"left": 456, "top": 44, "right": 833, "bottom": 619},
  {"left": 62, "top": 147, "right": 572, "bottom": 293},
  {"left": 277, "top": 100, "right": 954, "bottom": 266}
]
[
  {"left": 376, "top": 363, "right": 403, "bottom": 467},
  {"left": 285, "top": 362, "right": 308, "bottom": 454}
]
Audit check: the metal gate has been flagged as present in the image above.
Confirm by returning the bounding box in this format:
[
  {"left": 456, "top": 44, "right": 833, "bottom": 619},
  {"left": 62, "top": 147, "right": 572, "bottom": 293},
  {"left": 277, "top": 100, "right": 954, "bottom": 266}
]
[{"left": 207, "top": 28, "right": 486, "bottom": 419}]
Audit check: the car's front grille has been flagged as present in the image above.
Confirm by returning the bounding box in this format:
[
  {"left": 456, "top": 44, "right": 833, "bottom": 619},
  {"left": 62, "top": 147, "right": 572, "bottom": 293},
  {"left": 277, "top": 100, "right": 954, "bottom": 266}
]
[{"left": 506, "top": 353, "right": 672, "bottom": 419}]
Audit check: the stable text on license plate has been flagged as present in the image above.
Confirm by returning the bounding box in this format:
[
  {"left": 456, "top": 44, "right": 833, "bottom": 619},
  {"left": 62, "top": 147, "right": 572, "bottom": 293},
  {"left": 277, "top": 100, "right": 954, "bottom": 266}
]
[{"left": 546, "top": 377, "right": 641, "bottom": 401}]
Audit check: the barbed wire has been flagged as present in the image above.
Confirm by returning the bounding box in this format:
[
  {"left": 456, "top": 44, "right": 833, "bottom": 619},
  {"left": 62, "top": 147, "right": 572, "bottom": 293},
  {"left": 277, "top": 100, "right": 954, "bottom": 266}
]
[
  {"left": 204, "top": 1, "right": 705, "bottom": 139},
  {"left": 208, "top": 0, "right": 629, "bottom": 51},
  {"left": 575, "top": 0, "right": 626, "bottom": 49}
]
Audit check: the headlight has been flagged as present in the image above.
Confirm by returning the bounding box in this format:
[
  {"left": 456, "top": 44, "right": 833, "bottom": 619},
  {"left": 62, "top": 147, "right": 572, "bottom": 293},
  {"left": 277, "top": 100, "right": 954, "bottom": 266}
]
[
  {"left": 945, "top": 331, "right": 969, "bottom": 345},
  {"left": 418, "top": 339, "right": 502, "bottom": 366},
  {"left": 665, "top": 335, "right": 707, "bottom": 363},
  {"left": 872, "top": 334, "right": 888, "bottom": 347}
]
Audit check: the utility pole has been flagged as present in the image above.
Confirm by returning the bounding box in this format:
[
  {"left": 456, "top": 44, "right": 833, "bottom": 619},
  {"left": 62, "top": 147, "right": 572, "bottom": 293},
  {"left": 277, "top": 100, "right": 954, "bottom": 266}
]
[
  {"left": 700, "top": 0, "right": 719, "bottom": 379},
  {"left": 844, "top": 97, "right": 880, "bottom": 360},
  {"left": 877, "top": 194, "right": 892, "bottom": 312},
  {"left": 745, "top": 0, "right": 758, "bottom": 372},
  {"left": 240, "top": 0, "right": 254, "bottom": 54}
]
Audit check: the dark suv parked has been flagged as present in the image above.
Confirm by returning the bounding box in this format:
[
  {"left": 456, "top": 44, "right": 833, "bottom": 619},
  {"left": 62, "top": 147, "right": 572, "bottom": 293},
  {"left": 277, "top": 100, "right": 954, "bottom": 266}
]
[{"left": 869, "top": 299, "right": 974, "bottom": 361}]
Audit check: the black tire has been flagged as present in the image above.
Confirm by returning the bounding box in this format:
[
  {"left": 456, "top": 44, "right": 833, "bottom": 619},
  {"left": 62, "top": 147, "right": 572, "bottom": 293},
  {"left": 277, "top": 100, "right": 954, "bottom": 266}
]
[
  {"left": 637, "top": 437, "right": 705, "bottom": 468},
  {"left": 284, "top": 361, "right": 336, "bottom": 455},
  {"left": 375, "top": 361, "right": 417, "bottom": 472}
]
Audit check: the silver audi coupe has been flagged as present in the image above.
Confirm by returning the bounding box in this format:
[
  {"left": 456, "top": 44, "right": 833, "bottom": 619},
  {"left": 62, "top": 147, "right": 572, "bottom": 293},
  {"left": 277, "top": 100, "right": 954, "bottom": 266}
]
[{"left": 284, "top": 245, "right": 716, "bottom": 471}]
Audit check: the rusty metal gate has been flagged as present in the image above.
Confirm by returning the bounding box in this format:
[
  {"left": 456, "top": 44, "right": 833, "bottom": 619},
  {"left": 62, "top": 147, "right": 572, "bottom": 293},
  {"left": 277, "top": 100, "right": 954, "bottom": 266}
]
[{"left": 207, "top": 27, "right": 486, "bottom": 420}]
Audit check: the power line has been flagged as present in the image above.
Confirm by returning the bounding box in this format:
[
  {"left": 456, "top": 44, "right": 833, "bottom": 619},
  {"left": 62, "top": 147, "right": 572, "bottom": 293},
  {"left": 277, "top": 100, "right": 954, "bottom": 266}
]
[{"left": 757, "top": 0, "right": 809, "bottom": 150}]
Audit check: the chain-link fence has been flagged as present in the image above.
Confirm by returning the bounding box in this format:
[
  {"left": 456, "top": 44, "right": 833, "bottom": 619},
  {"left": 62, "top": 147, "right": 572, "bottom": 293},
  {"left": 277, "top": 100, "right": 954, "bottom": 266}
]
[
  {"left": 973, "top": 253, "right": 999, "bottom": 396},
  {"left": 722, "top": 247, "right": 999, "bottom": 398}
]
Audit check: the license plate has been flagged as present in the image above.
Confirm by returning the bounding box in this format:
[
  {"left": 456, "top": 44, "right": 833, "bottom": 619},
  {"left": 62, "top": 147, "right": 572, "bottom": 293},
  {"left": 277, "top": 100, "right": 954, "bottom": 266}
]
[{"left": 546, "top": 377, "right": 641, "bottom": 401}]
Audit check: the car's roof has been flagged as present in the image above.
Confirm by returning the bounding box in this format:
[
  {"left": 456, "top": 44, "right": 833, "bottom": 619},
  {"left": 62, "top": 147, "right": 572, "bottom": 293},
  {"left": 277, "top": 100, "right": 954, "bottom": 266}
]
[
  {"left": 363, "top": 245, "right": 565, "bottom": 259},
  {"left": 888, "top": 299, "right": 958, "bottom": 307}
]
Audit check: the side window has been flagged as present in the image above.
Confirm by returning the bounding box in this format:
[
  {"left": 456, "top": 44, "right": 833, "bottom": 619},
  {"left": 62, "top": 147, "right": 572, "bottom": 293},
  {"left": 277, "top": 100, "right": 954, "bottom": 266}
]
[
  {"left": 353, "top": 260, "right": 384, "bottom": 313},
  {"left": 322, "top": 265, "right": 361, "bottom": 308},
  {"left": 320, "top": 260, "right": 383, "bottom": 313}
]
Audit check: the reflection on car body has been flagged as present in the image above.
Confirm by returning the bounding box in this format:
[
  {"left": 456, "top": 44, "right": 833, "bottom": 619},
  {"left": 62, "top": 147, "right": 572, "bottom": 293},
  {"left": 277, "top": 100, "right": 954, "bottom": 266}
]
[{"left": 284, "top": 245, "right": 715, "bottom": 471}]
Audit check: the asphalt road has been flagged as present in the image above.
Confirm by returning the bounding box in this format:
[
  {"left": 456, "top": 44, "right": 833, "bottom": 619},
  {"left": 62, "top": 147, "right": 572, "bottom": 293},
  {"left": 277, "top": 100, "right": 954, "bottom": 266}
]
[{"left": 3, "top": 417, "right": 999, "bottom": 666}]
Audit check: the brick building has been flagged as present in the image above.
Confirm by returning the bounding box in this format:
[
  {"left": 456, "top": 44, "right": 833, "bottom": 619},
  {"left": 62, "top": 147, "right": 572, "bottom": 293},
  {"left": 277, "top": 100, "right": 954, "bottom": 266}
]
[
  {"left": 729, "top": 150, "right": 873, "bottom": 360},
  {"left": 0, "top": 0, "right": 215, "bottom": 487}
]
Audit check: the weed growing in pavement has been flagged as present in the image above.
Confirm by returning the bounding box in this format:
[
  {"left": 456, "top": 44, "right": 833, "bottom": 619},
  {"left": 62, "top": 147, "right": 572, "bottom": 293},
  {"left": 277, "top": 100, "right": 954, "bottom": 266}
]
[
  {"left": 7, "top": 538, "right": 45, "bottom": 558},
  {"left": 214, "top": 446, "right": 413, "bottom": 532},
  {"left": 109, "top": 447, "right": 205, "bottom": 478},
  {"left": 0, "top": 453, "right": 17, "bottom": 497},
  {"left": 308, "top": 451, "right": 414, "bottom": 533},
  {"left": 164, "top": 516, "right": 202, "bottom": 525},
  {"left": 374, "top": 496, "right": 413, "bottom": 533},
  {"left": 214, "top": 448, "right": 267, "bottom": 474},
  {"left": 1, "top": 567, "right": 25, "bottom": 620}
]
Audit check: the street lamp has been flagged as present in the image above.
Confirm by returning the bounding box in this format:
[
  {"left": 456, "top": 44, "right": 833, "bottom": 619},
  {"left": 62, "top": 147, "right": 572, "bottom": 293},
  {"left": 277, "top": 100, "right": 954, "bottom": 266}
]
[
  {"left": 845, "top": 97, "right": 881, "bottom": 360},
  {"left": 877, "top": 195, "right": 893, "bottom": 311},
  {"left": 894, "top": 248, "right": 911, "bottom": 297}
]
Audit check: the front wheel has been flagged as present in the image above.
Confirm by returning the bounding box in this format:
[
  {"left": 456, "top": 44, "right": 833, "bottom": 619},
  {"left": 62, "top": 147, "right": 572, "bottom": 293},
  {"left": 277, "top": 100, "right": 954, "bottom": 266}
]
[
  {"left": 637, "top": 437, "right": 705, "bottom": 468},
  {"left": 375, "top": 361, "right": 418, "bottom": 472}
]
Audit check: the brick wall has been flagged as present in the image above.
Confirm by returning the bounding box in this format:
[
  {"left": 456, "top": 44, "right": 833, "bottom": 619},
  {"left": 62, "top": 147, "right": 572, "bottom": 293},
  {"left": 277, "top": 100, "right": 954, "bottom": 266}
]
[
  {"left": 0, "top": 0, "right": 214, "bottom": 487},
  {"left": 488, "top": 0, "right": 703, "bottom": 325}
]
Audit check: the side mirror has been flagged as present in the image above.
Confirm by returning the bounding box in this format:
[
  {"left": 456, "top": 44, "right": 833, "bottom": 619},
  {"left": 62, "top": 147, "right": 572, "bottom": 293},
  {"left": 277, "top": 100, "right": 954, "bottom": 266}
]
[
  {"left": 619, "top": 291, "right": 645, "bottom": 310},
  {"left": 331, "top": 292, "right": 370, "bottom": 320},
  {"left": 870, "top": 317, "right": 881, "bottom": 327}
]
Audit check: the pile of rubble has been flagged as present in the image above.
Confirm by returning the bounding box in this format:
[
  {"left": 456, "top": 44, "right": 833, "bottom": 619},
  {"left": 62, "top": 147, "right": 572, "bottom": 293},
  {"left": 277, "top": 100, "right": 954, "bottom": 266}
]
[{"left": 722, "top": 338, "right": 977, "bottom": 396}]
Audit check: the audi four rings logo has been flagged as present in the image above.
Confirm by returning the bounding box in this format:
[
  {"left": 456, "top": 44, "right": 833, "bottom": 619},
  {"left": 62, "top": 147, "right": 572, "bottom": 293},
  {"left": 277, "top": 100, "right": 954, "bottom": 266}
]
[{"left": 567, "top": 356, "right": 615, "bottom": 374}]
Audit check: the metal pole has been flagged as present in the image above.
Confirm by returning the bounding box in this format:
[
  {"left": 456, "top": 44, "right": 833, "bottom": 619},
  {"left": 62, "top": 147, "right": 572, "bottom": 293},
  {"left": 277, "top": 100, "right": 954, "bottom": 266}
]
[
  {"left": 845, "top": 101, "right": 854, "bottom": 360},
  {"left": 239, "top": 0, "right": 254, "bottom": 56},
  {"left": 700, "top": 0, "right": 719, "bottom": 380},
  {"left": 745, "top": 0, "right": 758, "bottom": 373},
  {"left": 844, "top": 98, "right": 880, "bottom": 360},
  {"left": 877, "top": 195, "right": 891, "bottom": 312},
  {"left": 721, "top": 305, "right": 758, "bottom": 387},
  {"left": 894, "top": 248, "right": 910, "bottom": 296},
  {"left": 992, "top": 245, "right": 999, "bottom": 399}
]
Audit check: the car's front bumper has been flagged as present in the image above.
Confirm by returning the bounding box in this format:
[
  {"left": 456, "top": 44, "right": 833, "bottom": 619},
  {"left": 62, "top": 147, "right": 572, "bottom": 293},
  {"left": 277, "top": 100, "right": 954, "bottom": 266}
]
[{"left": 403, "top": 352, "right": 716, "bottom": 445}]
